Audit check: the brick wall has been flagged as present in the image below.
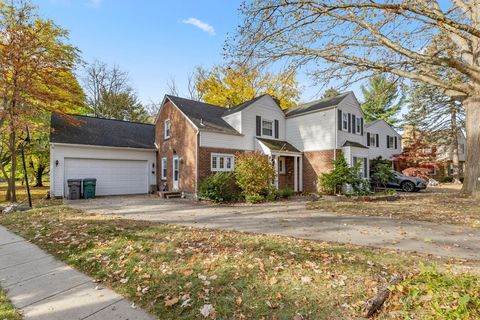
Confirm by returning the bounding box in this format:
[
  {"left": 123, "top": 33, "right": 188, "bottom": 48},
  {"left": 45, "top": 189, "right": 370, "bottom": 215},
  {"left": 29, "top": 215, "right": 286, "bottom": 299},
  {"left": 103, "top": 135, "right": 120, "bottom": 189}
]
[
  {"left": 156, "top": 101, "right": 198, "bottom": 193},
  {"left": 302, "top": 149, "right": 339, "bottom": 192}
]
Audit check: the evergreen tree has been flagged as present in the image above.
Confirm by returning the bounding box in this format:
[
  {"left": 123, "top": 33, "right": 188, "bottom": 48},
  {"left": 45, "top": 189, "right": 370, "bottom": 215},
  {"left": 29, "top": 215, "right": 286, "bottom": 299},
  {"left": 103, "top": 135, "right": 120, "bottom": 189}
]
[
  {"left": 405, "top": 81, "right": 465, "bottom": 181},
  {"left": 360, "top": 75, "right": 404, "bottom": 127}
]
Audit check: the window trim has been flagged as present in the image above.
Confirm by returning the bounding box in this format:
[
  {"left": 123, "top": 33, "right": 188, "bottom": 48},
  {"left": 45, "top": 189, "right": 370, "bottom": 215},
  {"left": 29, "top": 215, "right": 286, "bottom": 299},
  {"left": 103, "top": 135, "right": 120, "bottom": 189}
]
[
  {"left": 262, "top": 119, "right": 274, "bottom": 137},
  {"left": 211, "top": 153, "right": 235, "bottom": 172},
  {"left": 164, "top": 119, "right": 171, "bottom": 139},
  {"left": 388, "top": 136, "right": 395, "bottom": 149},
  {"left": 161, "top": 157, "right": 167, "bottom": 180},
  {"left": 356, "top": 116, "right": 362, "bottom": 134},
  {"left": 369, "top": 134, "right": 376, "bottom": 147}
]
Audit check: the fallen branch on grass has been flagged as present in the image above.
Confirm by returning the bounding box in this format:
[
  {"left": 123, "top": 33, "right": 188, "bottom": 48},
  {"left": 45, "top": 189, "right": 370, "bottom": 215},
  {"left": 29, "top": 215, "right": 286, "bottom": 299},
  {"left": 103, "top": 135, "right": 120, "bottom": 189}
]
[{"left": 365, "top": 274, "right": 404, "bottom": 317}]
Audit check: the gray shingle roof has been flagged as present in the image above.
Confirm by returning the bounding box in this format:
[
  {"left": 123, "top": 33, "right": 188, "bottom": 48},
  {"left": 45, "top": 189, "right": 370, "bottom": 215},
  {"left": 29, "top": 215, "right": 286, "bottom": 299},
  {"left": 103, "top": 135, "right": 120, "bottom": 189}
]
[
  {"left": 257, "top": 138, "right": 301, "bottom": 153},
  {"left": 342, "top": 140, "right": 368, "bottom": 149},
  {"left": 166, "top": 95, "right": 241, "bottom": 135},
  {"left": 285, "top": 92, "right": 352, "bottom": 117},
  {"left": 50, "top": 113, "right": 156, "bottom": 149}
]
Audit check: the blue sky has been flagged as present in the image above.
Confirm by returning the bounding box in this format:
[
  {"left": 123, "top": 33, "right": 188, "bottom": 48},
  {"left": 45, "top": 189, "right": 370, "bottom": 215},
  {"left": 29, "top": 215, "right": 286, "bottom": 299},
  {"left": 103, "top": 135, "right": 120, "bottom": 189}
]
[{"left": 34, "top": 0, "right": 247, "bottom": 104}]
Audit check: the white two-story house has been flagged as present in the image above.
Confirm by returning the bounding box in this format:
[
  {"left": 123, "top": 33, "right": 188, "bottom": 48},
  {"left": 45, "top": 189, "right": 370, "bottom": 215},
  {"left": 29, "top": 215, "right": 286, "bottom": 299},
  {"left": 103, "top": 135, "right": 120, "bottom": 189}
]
[{"left": 154, "top": 91, "right": 402, "bottom": 194}]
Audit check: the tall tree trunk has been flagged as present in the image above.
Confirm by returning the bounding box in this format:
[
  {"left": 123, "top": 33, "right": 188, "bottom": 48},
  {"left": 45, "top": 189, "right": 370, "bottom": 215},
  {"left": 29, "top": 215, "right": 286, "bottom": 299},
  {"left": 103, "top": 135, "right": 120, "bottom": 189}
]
[
  {"left": 450, "top": 106, "right": 461, "bottom": 184},
  {"left": 34, "top": 164, "right": 45, "bottom": 187},
  {"left": 461, "top": 96, "right": 480, "bottom": 196}
]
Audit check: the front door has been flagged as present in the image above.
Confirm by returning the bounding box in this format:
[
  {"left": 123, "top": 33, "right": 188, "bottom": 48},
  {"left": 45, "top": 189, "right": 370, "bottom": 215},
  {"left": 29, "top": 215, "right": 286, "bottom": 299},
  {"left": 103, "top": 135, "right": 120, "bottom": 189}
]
[{"left": 172, "top": 155, "right": 179, "bottom": 191}]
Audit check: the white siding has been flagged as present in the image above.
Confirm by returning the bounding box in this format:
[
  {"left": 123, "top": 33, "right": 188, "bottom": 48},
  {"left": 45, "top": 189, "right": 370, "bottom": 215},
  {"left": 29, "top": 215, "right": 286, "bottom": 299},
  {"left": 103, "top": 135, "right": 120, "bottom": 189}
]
[
  {"left": 50, "top": 143, "right": 156, "bottom": 198},
  {"left": 286, "top": 108, "right": 336, "bottom": 151},
  {"left": 337, "top": 94, "right": 365, "bottom": 148},
  {"left": 436, "top": 131, "right": 466, "bottom": 162},
  {"left": 222, "top": 112, "right": 242, "bottom": 133},
  {"left": 200, "top": 95, "right": 286, "bottom": 150},
  {"left": 199, "top": 131, "right": 252, "bottom": 150},
  {"left": 365, "top": 120, "right": 402, "bottom": 160}
]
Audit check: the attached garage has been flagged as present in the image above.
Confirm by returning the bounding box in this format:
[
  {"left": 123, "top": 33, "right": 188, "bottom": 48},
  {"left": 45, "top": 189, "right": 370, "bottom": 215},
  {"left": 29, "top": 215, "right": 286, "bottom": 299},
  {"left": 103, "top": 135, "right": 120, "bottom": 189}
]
[{"left": 50, "top": 114, "right": 157, "bottom": 198}]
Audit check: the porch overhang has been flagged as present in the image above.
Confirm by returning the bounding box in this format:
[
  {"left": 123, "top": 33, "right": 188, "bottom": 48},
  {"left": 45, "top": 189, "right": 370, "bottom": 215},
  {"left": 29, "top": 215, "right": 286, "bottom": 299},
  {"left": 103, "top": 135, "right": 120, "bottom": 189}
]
[{"left": 256, "top": 138, "right": 303, "bottom": 192}]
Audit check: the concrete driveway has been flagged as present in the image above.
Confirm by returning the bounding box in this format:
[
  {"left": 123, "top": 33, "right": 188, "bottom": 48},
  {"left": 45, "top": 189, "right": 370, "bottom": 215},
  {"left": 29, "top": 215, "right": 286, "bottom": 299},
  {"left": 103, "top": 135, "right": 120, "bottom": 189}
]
[{"left": 69, "top": 195, "right": 480, "bottom": 260}]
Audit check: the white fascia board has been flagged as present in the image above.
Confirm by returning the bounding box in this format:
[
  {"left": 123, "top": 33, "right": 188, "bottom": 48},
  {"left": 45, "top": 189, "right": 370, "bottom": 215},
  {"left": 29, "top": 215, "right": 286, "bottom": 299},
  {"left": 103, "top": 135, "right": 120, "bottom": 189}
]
[{"left": 50, "top": 142, "right": 157, "bottom": 152}]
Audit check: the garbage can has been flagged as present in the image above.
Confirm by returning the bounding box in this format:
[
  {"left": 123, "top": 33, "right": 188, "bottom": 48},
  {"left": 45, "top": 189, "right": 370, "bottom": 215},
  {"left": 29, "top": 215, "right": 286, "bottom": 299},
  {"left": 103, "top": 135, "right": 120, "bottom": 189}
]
[
  {"left": 82, "top": 178, "right": 97, "bottom": 199},
  {"left": 67, "top": 179, "right": 82, "bottom": 200}
]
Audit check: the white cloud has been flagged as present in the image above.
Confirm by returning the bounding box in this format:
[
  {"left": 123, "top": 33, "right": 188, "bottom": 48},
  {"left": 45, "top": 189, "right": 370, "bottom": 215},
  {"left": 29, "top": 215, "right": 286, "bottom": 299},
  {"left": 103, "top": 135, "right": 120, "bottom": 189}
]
[{"left": 181, "top": 17, "right": 215, "bottom": 36}]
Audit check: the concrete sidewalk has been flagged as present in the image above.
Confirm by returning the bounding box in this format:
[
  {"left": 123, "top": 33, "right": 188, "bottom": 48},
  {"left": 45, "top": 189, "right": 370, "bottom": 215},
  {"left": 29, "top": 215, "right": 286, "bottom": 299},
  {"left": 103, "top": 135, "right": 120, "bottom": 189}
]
[{"left": 0, "top": 226, "right": 156, "bottom": 320}]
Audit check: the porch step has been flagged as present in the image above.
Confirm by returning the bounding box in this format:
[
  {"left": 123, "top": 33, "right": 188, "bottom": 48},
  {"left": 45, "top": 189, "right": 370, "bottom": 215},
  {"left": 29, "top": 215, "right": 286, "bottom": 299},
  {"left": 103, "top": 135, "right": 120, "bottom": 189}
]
[{"left": 158, "top": 191, "right": 182, "bottom": 199}]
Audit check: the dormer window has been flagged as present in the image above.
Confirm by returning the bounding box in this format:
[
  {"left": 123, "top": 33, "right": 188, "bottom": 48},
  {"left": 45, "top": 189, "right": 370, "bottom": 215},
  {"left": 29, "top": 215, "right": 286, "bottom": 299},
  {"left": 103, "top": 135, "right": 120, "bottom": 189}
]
[
  {"left": 164, "top": 119, "right": 171, "bottom": 139},
  {"left": 262, "top": 119, "right": 273, "bottom": 137}
]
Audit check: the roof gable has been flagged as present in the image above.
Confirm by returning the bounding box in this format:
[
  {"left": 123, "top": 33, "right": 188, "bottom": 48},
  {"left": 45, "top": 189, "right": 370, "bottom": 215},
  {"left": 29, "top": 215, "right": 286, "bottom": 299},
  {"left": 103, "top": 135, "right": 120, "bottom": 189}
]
[
  {"left": 285, "top": 92, "right": 353, "bottom": 117},
  {"left": 164, "top": 95, "right": 241, "bottom": 135},
  {"left": 50, "top": 113, "right": 155, "bottom": 149},
  {"left": 222, "top": 94, "right": 281, "bottom": 116},
  {"left": 365, "top": 119, "right": 401, "bottom": 137}
]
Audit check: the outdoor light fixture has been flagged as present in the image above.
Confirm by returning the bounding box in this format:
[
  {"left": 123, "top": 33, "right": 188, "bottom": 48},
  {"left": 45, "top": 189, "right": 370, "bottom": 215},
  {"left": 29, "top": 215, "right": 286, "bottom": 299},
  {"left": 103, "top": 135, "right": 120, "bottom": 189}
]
[{"left": 55, "top": 160, "right": 59, "bottom": 167}]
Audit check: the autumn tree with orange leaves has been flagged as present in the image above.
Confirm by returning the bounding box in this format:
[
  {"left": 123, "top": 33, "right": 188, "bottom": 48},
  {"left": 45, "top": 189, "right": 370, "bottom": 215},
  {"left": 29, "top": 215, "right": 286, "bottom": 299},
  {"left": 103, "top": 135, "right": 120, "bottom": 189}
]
[{"left": 0, "top": 0, "right": 85, "bottom": 202}]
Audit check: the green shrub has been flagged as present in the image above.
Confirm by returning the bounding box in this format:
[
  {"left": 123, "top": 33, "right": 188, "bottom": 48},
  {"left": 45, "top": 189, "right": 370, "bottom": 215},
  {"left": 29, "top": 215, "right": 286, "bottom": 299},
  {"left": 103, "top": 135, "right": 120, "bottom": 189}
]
[
  {"left": 350, "top": 178, "right": 372, "bottom": 196},
  {"left": 318, "top": 154, "right": 352, "bottom": 195},
  {"left": 370, "top": 157, "right": 396, "bottom": 191},
  {"left": 280, "top": 186, "right": 293, "bottom": 198},
  {"left": 265, "top": 190, "right": 278, "bottom": 202},
  {"left": 245, "top": 194, "right": 264, "bottom": 203},
  {"left": 198, "top": 172, "right": 240, "bottom": 203},
  {"left": 235, "top": 151, "right": 275, "bottom": 197}
]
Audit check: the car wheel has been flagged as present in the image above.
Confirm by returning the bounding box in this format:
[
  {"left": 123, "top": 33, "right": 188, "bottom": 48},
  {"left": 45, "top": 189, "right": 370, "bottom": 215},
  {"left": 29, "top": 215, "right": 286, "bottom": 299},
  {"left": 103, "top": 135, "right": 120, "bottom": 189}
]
[{"left": 401, "top": 181, "right": 415, "bottom": 192}]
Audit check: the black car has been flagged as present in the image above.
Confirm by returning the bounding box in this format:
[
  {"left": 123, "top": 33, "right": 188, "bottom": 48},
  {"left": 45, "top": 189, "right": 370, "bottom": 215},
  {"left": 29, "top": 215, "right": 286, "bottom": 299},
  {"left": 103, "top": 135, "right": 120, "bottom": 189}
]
[{"left": 374, "top": 171, "right": 428, "bottom": 192}]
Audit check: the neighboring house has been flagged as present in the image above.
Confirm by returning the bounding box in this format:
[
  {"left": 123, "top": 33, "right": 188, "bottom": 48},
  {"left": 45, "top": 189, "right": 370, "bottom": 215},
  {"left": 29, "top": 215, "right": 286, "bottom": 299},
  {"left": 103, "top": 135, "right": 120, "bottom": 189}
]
[
  {"left": 398, "top": 127, "right": 466, "bottom": 178},
  {"left": 436, "top": 131, "right": 467, "bottom": 176},
  {"left": 49, "top": 114, "right": 157, "bottom": 198},
  {"left": 155, "top": 92, "right": 396, "bottom": 194},
  {"left": 50, "top": 91, "right": 402, "bottom": 198},
  {"left": 364, "top": 119, "right": 402, "bottom": 161}
]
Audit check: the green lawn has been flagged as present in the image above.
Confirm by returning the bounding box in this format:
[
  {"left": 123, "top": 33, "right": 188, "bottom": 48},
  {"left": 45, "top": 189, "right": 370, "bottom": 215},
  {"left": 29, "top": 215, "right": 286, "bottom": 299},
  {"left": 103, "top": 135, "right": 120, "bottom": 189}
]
[
  {"left": 0, "top": 288, "right": 21, "bottom": 320},
  {"left": 0, "top": 205, "right": 478, "bottom": 319}
]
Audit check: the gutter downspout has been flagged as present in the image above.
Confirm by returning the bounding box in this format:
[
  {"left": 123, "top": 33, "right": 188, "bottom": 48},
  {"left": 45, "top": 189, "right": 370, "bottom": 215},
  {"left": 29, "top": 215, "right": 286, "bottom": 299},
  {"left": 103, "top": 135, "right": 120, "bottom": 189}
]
[
  {"left": 334, "top": 106, "right": 338, "bottom": 162},
  {"left": 195, "top": 130, "right": 200, "bottom": 198}
]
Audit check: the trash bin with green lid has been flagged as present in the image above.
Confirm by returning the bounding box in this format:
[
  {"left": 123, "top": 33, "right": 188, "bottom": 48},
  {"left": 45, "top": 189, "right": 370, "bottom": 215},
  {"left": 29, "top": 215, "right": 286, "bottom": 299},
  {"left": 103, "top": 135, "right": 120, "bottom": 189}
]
[
  {"left": 67, "top": 179, "right": 82, "bottom": 200},
  {"left": 82, "top": 178, "right": 97, "bottom": 199}
]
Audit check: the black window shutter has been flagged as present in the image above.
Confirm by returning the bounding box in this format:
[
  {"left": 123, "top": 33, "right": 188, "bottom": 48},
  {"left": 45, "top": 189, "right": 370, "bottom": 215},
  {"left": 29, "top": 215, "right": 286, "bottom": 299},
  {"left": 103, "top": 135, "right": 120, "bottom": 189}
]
[
  {"left": 338, "top": 109, "right": 342, "bottom": 131},
  {"left": 352, "top": 116, "right": 356, "bottom": 134},
  {"left": 387, "top": 135, "right": 390, "bottom": 148},
  {"left": 394, "top": 136, "right": 398, "bottom": 149},
  {"left": 364, "top": 158, "right": 368, "bottom": 178},
  {"left": 361, "top": 118, "right": 364, "bottom": 135},
  {"left": 348, "top": 113, "right": 351, "bottom": 133},
  {"left": 274, "top": 120, "right": 279, "bottom": 139},
  {"left": 367, "top": 132, "right": 371, "bottom": 146},
  {"left": 376, "top": 134, "right": 379, "bottom": 147},
  {"left": 256, "top": 116, "right": 261, "bottom": 136}
]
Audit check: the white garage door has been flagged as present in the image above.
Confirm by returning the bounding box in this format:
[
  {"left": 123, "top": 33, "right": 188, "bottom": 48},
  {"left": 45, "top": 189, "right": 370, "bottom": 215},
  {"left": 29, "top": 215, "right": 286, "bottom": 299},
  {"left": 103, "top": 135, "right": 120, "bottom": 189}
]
[{"left": 64, "top": 158, "right": 148, "bottom": 196}]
